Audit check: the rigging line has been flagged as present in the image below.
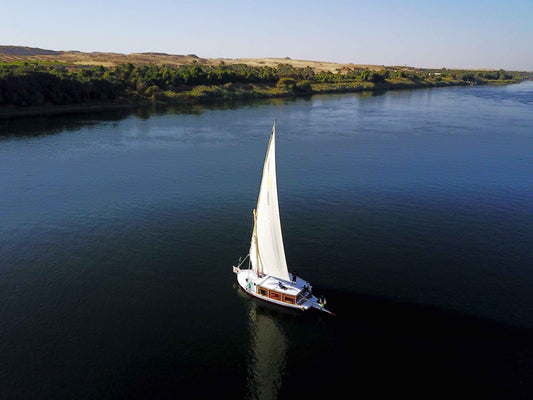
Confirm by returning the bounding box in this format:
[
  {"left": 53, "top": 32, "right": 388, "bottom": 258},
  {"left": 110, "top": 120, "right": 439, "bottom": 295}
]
[
  {"left": 238, "top": 210, "right": 254, "bottom": 258},
  {"left": 237, "top": 253, "right": 249, "bottom": 268}
]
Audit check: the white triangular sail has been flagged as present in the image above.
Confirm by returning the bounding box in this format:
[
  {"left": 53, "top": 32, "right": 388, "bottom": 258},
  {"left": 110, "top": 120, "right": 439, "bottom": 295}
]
[{"left": 249, "top": 121, "right": 290, "bottom": 281}]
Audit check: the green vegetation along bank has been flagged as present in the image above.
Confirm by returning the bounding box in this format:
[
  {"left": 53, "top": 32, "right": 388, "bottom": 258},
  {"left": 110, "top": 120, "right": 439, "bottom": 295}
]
[{"left": 1, "top": 61, "right": 531, "bottom": 117}]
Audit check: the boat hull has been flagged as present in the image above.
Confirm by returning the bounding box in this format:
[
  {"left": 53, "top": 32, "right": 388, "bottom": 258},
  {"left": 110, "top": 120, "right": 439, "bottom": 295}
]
[{"left": 235, "top": 268, "right": 332, "bottom": 313}]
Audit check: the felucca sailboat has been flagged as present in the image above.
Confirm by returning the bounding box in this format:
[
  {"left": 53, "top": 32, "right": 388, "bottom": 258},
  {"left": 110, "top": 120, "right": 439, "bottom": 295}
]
[{"left": 233, "top": 121, "right": 333, "bottom": 315}]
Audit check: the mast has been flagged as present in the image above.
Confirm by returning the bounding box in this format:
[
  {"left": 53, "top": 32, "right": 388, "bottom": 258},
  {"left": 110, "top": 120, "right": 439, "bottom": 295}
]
[{"left": 251, "top": 208, "right": 261, "bottom": 275}]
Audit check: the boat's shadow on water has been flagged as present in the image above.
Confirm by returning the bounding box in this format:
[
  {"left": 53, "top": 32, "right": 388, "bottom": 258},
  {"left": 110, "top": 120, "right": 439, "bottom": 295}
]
[
  {"left": 235, "top": 282, "right": 533, "bottom": 399},
  {"left": 326, "top": 289, "right": 532, "bottom": 399}
]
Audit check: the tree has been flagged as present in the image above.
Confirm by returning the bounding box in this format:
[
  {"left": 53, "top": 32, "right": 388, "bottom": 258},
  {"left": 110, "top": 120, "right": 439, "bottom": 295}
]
[{"left": 277, "top": 63, "right": 298, "bottom": 79}]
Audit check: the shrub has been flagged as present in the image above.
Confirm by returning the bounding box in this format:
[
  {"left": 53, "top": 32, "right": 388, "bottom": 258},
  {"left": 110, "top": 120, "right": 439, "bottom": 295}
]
[
  {"left": 295, "top": 80, "right": 312, "bottom": 94},
  {"left": 277, "top": 77, "right": 296, "bottom": 90}
]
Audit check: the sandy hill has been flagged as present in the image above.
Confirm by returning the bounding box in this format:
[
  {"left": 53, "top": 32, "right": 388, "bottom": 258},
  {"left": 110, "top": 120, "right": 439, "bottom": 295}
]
[{"left": 0, "top": 45, "right": 387, "bottom": 73}]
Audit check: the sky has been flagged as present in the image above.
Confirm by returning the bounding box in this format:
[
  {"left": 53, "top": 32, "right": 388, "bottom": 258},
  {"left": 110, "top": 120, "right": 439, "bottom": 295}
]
[{"left": 2, "top": 0, "right": 532, "bottom": 70}]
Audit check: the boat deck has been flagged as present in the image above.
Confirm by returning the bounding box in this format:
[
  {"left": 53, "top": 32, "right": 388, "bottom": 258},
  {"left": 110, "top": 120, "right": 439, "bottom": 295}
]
[{"left": 254, "top": 274, "right": 310, "bottom": 298}]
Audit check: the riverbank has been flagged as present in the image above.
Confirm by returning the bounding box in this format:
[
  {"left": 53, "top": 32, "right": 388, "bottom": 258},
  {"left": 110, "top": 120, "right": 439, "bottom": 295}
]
[
  {"left": 0, "top": 78, "right": 519, "bottom": 120},
  {"left": 2, "top": 47, "right": 531, "bottom": 119}
]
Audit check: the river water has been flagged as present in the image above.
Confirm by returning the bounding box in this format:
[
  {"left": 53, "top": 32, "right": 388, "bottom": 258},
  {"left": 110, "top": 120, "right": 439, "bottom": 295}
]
[{"left": 1, "top": 82, "right": 532, "bottom": 399}]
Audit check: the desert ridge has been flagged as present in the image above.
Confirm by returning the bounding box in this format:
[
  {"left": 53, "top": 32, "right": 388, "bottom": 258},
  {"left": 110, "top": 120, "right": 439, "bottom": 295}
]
[{"left": 0, "top": 46, "right": 385, "bottom": 73}]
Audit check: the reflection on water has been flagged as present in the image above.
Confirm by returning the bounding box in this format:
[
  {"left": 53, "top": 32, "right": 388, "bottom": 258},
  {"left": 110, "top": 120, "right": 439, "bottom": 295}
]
[
  {"left": 0, "top": 97, "right": 302, "bottom": 139},
  {"left": 245, "top": 299, "right": 288, "bottom": 400}
]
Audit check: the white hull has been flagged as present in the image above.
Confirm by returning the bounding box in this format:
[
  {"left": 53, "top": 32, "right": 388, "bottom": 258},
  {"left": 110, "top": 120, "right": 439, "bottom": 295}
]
[{"left": 235, "top": 268, "right": 333, "bottom": 314}]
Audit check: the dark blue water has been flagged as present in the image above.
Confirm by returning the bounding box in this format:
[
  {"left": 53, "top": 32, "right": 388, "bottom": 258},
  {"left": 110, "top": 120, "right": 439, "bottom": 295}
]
[{"left": 1, "top": 82, "right": 532, "bottom": 399}]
